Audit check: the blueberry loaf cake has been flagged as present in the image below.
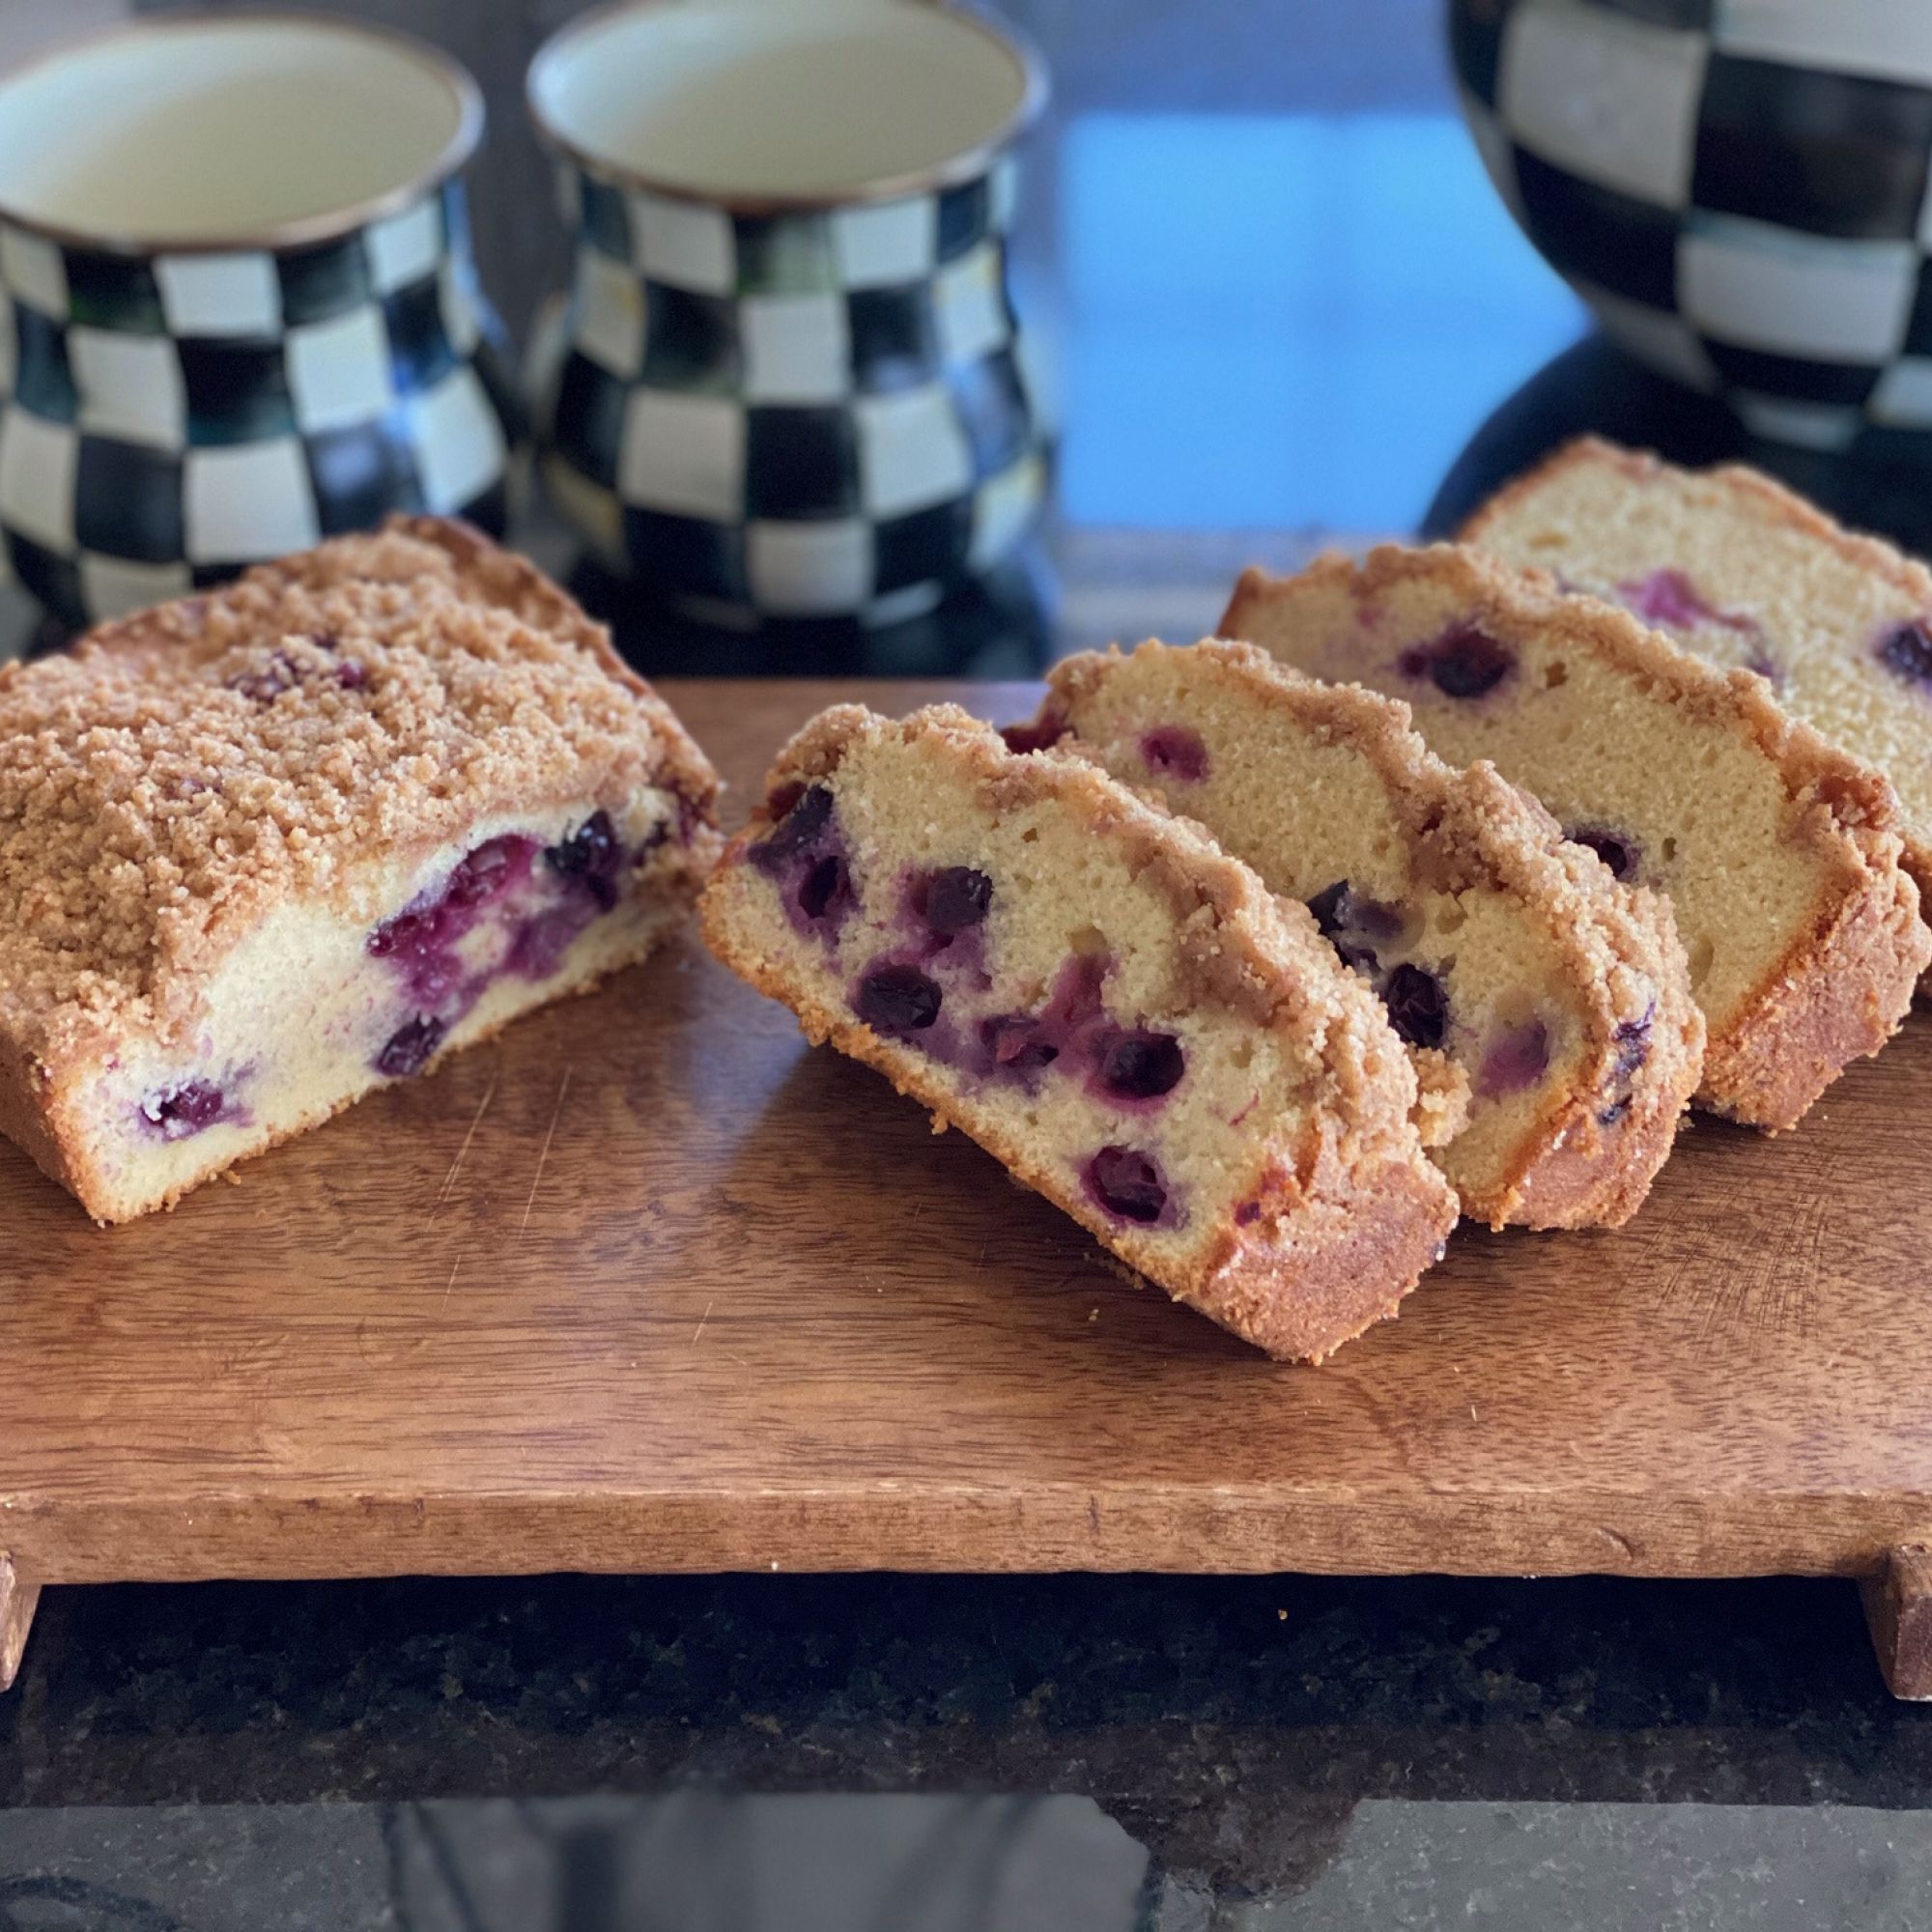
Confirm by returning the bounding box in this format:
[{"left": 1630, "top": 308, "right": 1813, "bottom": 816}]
[
  {"left": 1223, "top": 546, "right": 1929, "bottom": 1131},
  {"left": 700, "top": 703, "right": 1458, "bottom": 1361},
  {"left": 1464, "top": 437, "right": 1932, "bottom": 979},
  {"left": 0, "top": 518, "right": 721, "bottom": 1223},
  {"left": 1022, "top": 639, "right": 1703, "bottom": 1229}
]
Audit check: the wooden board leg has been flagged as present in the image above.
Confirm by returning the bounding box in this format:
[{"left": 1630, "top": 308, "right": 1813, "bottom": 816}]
[
  {"left": 1862, "top": 1546, "right": 1932, "bottom": 1699},
  {"left": 0, "top": 1554, "right": 40, "bottom": 1692}
]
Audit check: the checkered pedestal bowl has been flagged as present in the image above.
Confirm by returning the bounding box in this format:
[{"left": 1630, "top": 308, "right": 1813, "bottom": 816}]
[
  {"left": 0, "top": 22, "right": 514, "bottom": 635},
  {"left": 534, "top": 156, "right": 1049, "bottom": 630},
  {"left": 1451, "top": 0, "right": 1932, "bottom": 455}
]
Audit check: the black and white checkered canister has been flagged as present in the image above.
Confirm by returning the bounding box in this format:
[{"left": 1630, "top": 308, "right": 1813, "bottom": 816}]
[
  {"left": 1453, "top": 0, "right": 1932, "bottom": 452},
  {"left": 0, "top": 180, "right": 514, "bottom": 633},
  {"left": 536, "top": 152, "right": 1047, "bottom": 626}
]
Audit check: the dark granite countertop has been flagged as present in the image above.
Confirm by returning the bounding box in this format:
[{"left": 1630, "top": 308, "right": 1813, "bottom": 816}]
[
  {"left": 8, "top": 1571, "right": 1932, "bottom": 1923},
  {"left": 8, "top": 0, "right": 1932, "bottom": 1922}
]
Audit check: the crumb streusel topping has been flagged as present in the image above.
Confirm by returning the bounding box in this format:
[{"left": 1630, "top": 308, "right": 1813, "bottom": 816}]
[{"left": 0, "top": 522, "right": 711, "bottom": 1053}]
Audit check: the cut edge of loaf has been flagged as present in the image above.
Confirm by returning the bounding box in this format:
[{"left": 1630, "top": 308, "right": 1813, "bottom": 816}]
[
  {"left": 14, "top": 906, "right": 690, "bottom": 1226},
  {"left": 1220, "top": 543, "right": 1930, "bottom": 1130},
  {"left": 1039, "top": 638, "right": 1704, "bottom": 1230},
  {"left": 699, "top": 700, "right": 1460, "bottom": 1362},
  {"left": 1460, "top": 436, "right": 1932, "bottom": 967}
]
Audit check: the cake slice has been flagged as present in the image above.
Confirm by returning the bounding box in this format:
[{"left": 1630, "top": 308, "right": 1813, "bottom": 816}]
[
  {"left": 0, "top": 517, "right": 722, "bottom": 1224},
  {"left": 700, "top": 703, "right": 1458, "bottom": 1361},
  {"left": 1021, "top": 639, "right": 1703, "bottom": 1230},
  {"left": 1463, "top": 437, "right": 1932, "bottom": 981},
  {"left": 1222, "top": 545, "right": 1929, "bottom": 1131}
]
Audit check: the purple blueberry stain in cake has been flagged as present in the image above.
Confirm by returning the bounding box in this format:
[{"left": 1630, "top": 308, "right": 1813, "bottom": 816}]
[
  {"left": 798, "top": 855, "right": 851, "bottom": 924},
  {"left": 1569, "top": 999, "right": 1659, "bottom": 1128},
  {"left": 966, "top": 953, "right": 1116, "bottom": 1088},
  {"left": 544, "top": 810, "right": 623, "bottom": 911},
  {"left": 225, "top": 652, "right": 304, "bottom": 703},
  {"left": 1612, "top": 1004, "right": 1655, "bottom": 1080},
  {"left": 923, "top": 866, "right": 993, "bottom": 937},
  {"left": 368, "top": 897, "right": 464, "bottom": 1008},
  {"left": 750, "top": 784, "right": 857, "bottom": 942},
  {"left": 1045, "top": 952, "right": 1109, "bottom": 1034},
  {"left": 1476, "top": 1018, "right": 1550, "bottom": 1099},
  {"left": 1381, "top": 962, "right": 1449, "bottom": 1050},
  {"left": 447, "top": 835, "right": 536, "bottom": 908},
  {"left": 1567, "top": 824, "right": 1641, "bottom": 882},
  {"left": 1877, "top": 618, "right": 1932, "bottom": 690},
  {"left": 1617, "top": 568, "right": 1759, "bottom": 637},
  {"left": 1307, "top": 880, "right": 1405, "bottom": 975},
  {"left": 335, "top": 660, "right": 369, "bottom": 692},
  {"left": 1084, "top": 1145, "right": 1180, "bottom": 1228},
  {"left": 506, "top": 905, "right": 587, "bottom": 982},
  {"left": 137, "top": 1079, "right": 231, "bottom": 1141},
  {"left": 1306, "top": 881, "right": 1350, "bottom": 936},
  {"left": 639, "top": 780, "right": 707, "bottom": 855},
  {"left": 981, "top": 1012, "right": 1060, "bottom": 1073},
  {"left": 1397, "top": 623, "right": 1515, "bottom": 699},
  {"left": 376, "top": 1015, "right": 446, "bottom": 1078},
  {"left": 368, "top": 821, "right": 630, "bottom": 1050},
  {"left": 752, "top": 784, "right": 834, "bottom": 870},
  {"left": 855, "top": 962, "right": 944, "bottom": 1034},
  {"left": 1140, "top": 725, "right": 1209, "bottom": 784},
  {"left": 1094, "top": 1029, "right": 1185, "bottom": 1105},
  {"left": 372, "top": 836, "right": 537, "bottom": 967},
  {"left": 1592, "top": 1001, "right": 1656, "bottom": 1127}
]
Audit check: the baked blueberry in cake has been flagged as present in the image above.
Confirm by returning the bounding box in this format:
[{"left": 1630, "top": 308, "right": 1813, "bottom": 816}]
[
  {"left": 700, "top": 703, "right": 1459, "bottom": 1361},
  {"left": 1223, "top": 545, "right": 1929, "bottom": 1132},
  {"left": 0, "top": 517, "right": 721, "bottom": 1223},
  {"left": 1023, "top": 639, "right": 1703, "bottom": 1230},
  {"left": 1464, "top": 437, "right": 1932, "bottom": 986}
]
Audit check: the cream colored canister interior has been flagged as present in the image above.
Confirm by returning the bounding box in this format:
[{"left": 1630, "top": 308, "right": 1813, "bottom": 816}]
[
  {"left": 0, "top": 18, "right": 474, "bottom": 244},
  {"left": 529, "top": 0, "right": 1037, "bottom": 201}
]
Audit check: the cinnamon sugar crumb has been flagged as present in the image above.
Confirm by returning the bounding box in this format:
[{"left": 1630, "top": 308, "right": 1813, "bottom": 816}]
[{"left": 0, "top": 517, "right": 718, "bottom": 1051}]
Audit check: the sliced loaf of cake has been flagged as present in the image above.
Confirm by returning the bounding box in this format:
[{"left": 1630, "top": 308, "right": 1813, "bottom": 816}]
[
  {"left": 1464, "top": 438, "right": 1932, "bottom": 981},
  {"left": 1222, "top": 545, "right": 1929, "bottom": 1131},
  {"left": 1020, "top": 639, "right": 1703, "bottom": 1229},
  {"left": 700, "top": 702, "right": 1459, "bottom": 1361}
]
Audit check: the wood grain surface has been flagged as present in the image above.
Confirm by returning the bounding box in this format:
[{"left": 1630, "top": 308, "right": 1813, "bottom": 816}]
[
  {"left": 0, "top": 1557, "right": 37, "bottom": 1693},
  {"left": 3, "top": 678, "right": 1929, "bottom": 1600},
  {"left": 1863, "top": 1546, "right": 1932, "bottom": 1701}
]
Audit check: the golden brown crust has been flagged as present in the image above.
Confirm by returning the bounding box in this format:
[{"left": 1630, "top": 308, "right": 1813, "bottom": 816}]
[
  {"left": 1040, "top": 638, "right": 1703, "bottom": 1228},
  {"left": 1222, "top": 545, "right": 1928, "bottom": 1129},
  {"left": 1184, "top": 1147, "right": 1459, "bottom": 1362},
  {"left": 1494, "top": 873, "right": 1696, "bottom": 1225},
  {"left": 0, "top": 518, "right": 721, "bottom": 1075},
  {"left": 700, "top": 702, "right": 1459, "bottom": 1362},
  {"left": 1705, "top": 862, "right": 1926, "bottom": 1130}
]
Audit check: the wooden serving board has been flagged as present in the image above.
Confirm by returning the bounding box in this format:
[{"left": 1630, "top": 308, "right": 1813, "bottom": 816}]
[{"left": 5, "top": 679, "right": 1931, "bottom": 1694}]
